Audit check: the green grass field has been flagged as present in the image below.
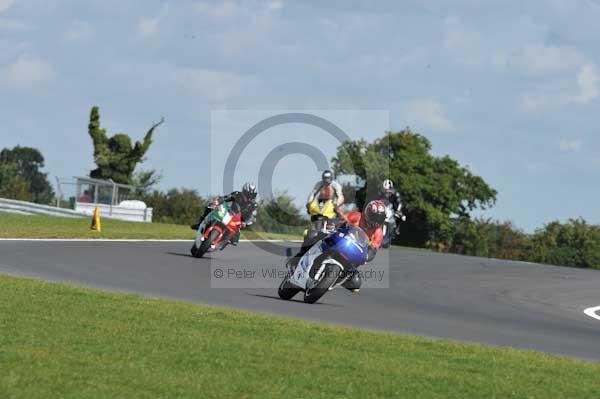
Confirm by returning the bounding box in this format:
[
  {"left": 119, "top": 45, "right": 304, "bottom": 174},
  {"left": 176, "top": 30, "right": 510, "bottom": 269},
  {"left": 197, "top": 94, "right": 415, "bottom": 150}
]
[
  {"left": 1, "top": 275, "right": 599, "bottom": 398},
  {"left": 0, "top": 213, "right": 301, "bottom": 240}
]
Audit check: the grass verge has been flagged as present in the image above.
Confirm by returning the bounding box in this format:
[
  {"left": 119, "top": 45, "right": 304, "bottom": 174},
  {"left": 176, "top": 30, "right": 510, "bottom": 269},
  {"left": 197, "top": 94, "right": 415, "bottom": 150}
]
[
  {"left": 1, "top": 274, "right": 599, "bottom": 398},
  {"left": 0, "top": 213, "right": 301, "bottom": 240}
]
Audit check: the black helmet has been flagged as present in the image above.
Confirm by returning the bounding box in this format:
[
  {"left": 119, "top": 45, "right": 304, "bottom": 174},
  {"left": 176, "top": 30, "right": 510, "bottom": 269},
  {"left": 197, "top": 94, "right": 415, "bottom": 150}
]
[
  {"left": 242, "top": 182, "right": 257, "bottom": 199},
  {"left": 322, "top": 170, "right": 333, "bottom": 185}
]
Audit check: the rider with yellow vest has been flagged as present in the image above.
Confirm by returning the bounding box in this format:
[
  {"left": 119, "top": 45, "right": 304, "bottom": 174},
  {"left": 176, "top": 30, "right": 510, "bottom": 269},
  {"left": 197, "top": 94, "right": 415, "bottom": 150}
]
[{"left": 305, "top": 170, "right": 344, "bottom": 216}]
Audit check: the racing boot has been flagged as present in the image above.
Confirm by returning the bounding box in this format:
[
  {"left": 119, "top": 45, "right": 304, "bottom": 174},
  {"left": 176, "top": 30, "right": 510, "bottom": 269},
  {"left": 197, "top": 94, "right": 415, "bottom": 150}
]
[
  {"left": 342, "top": 269, "right": 362, "bottom": 293},
  {"left": 229, "top": 231, "right": 240, "bottom": 246}
]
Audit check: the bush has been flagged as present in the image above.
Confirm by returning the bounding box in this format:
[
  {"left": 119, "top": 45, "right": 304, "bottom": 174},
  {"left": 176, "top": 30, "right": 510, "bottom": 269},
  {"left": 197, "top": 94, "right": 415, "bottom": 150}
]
[
  {"left": 448, "top": 217, "right": 528, "bottom": 260},
  {"left": 252, "top": 192, "right": 305, "bottom": 235},
  {"left": 447, "top": 217, "right": 600, "bottom": 270},
  {"left": 142, "top": 188, "right": 207, "bottom": 225},
  {"left": 525, "top": 219, "right": 600, "bottom": 269}
]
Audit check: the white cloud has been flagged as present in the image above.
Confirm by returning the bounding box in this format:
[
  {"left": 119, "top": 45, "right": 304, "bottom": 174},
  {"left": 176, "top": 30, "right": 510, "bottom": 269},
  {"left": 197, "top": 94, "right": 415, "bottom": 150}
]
[
  {"left": 402, "top": 99, "right": 457, "bottom": 133},
  {"left": 138, "top": 17, "right": 159, "bottom": 37},
  {"left": 452, "top": 93, "right": 472, "bottom": 106},
  {"left": 499, "top": 42, "right": 600, "bottom": 112},
  {"left": 137, "top": 5, "right": 168, "bottom": 38},
  {"left": 559, "top": 138, "right": 582, "bottom": 151},
  {"left": 520, "top": 63, "right": 600, "bottom": 112},
  {"left": 172, "top": 67, "right": 260, "bottom": 104},
  {"left": 193, "top": 1, "right": 283, "bottom": 57},
  {"left": 0, "top": 18, "right": 34, "bottom": 32},
  {"left": 493, "top": 44, "right": 587, "bottom": 75},
  {"left": 0, "top": 54, "right": 56, "bottom": 89},
  {"left": 268, "top": 0, "right": 283, "bottom": 10},
  {"left": 525, "top": 161, "right": 551, "bottom": 176},
  {"left": 194, "top": 0, "right": 283, "bottom": 20},
  {"left": 574, "top": 63, "right": 600, "bottom": 103},
  {"left": 443, "top": 16, "right": 485, "bottom": 67},
  {"left": 319, "top": 17, "right": 340, "bottom": 30},
  {"left": 63, "top": 22, "right": 94, "bottom": 44},
  {"left": 444, "top": 17, "right": 481, "bottom": 51},
  {"left": 194, "top": 1, "right": 236, "bottom": 20},
  {"left": 0, "top": 0, "right": 14, "bottom": 13}
]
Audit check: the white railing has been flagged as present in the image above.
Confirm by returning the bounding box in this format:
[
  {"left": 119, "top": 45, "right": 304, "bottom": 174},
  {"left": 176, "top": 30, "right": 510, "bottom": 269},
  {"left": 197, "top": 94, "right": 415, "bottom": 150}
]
[
  {"left": 0, "top": 198, "right": 85, "bottom": 218},
  {"left": 75, "top": 202, "right": 153, "bottom": 222},
  {"left": 0, "top": 198, "right": 153, "bottom": 222}
]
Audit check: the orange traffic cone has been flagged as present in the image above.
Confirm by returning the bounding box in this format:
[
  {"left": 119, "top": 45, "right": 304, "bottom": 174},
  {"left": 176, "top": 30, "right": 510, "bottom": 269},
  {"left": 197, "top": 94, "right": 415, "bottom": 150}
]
[{"left": 91, "top": 207, "right": 102, "bottom": 232}]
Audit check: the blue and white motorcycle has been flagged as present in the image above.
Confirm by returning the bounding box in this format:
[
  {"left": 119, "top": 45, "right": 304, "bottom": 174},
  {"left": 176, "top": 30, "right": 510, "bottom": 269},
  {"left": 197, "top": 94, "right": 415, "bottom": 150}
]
[{"left": 278, "top": 225, "right": 370, "bottom": 304}]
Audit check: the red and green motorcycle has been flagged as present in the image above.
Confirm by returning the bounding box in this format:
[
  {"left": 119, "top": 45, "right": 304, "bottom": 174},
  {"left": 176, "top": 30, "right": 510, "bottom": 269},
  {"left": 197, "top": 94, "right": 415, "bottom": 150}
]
[{"left": 190, "top": 199, "right": 243, "bottom": 258}]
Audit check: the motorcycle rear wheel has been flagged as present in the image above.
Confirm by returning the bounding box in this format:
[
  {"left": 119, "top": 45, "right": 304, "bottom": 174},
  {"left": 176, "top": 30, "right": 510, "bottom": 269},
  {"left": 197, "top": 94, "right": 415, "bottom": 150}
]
[{"left": 278, "top": 278, "right": 300, "bottom": 300}]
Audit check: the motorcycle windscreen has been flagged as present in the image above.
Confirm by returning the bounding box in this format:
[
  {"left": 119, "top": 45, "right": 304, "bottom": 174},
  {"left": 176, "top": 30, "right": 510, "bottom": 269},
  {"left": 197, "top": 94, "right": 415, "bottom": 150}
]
[
  {"left": 323, "top": 226, "right": 370, "bottom": 265},
  {"left": 214, "top": 203, "right": 232, "bottom": 223}
]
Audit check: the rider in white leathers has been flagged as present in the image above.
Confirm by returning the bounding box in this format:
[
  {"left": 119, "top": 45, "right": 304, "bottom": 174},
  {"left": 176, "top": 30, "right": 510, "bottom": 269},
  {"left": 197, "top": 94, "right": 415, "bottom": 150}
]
[
  {"left": 380, "top": 179, "right": 405, "bottom": 235},
  {"left": 305, "top": 170, "right": 344, "bottom": 214}
]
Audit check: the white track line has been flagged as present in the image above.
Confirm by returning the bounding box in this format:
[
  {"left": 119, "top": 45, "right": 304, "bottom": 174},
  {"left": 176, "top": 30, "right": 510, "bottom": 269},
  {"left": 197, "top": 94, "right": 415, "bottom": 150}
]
[
  {"left": 0, "top": 238, "right": 302, "bottom": 243},
  {"left": 584, "top": 306, "right": 600, "bottom": 321}
]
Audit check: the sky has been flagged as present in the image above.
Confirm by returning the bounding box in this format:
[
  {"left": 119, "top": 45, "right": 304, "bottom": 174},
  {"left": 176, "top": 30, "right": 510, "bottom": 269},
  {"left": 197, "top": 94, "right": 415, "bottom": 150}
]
[{"left": 1, "top": 0, "right": 599, "bottom": 232}]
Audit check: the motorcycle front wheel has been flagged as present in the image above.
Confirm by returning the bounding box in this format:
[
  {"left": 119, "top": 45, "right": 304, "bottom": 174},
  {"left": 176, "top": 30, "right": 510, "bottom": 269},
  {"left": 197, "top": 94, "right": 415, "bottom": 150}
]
[
  {"left": 304, "top": 263, "right": 341, "bottom": 304},
  {"left": 193, "top": 229, "right": 221, "bottom": 258}
]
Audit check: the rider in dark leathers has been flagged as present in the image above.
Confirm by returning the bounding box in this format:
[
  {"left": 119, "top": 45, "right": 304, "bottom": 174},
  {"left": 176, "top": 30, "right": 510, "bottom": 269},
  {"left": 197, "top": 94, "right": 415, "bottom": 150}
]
[{"left": 191, "top": 183, "right": 258, "bottom": 245}]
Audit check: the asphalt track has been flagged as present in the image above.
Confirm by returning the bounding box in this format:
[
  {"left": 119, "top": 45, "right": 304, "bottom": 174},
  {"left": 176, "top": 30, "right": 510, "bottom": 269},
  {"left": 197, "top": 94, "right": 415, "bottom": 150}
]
[{"left": 1, "top": 240, "right": 599, "bottom": 361}]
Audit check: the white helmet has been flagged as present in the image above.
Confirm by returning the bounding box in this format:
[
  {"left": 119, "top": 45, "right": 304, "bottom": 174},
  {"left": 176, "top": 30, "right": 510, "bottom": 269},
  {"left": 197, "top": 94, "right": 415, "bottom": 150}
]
[
  {"left": 382, "top": 179, "right": 394, "bottom": 190},
  {"left": 242, "top": 182, "right": 257, "bottom": 199},
  {"left": 322, "top": 170, "right": 333, "bottom": 185}
]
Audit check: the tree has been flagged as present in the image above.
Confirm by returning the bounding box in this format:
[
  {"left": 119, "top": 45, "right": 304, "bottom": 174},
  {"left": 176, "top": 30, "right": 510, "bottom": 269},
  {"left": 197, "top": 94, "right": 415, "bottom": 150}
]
[
  {"left": 332, "top": 129, "right": 497, "bottom": 247},
  {"left": 88, "top": 106, "right": 164, "bottom": 185},
  {"left": 0, "top": 146, "right": 54, "bottom": 204},
  {"left": 0, "top": 162, "right": 31, "bottom": 201},
  {"left": 252, "top": 192, "right": 306, "bottom": 235},
  {"left": 132, "top": 169, "right": 163, "bottom": 196}
]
